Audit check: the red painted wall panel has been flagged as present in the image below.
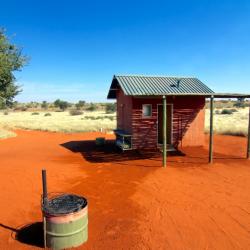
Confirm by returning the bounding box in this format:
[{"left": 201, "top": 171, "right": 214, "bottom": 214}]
[
  {"left": 131, "top": 98, "right": 159, "bottom": 150},
  {"left": 131, "top": 96, "right": 205, "bottom": 149},
  {"left": 116, "top": 89, "right": 132, "bottom": 133},
  {"left": 172, "top": 96, "right": 205, "bottom": 147},
  {"left": 116, "top": 89, "right": 206, "bottom": 150}
]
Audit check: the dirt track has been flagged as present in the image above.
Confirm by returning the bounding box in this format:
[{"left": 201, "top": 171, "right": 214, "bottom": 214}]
[{"left": 0, "top": 130, "right": 249, "bottom": 249}]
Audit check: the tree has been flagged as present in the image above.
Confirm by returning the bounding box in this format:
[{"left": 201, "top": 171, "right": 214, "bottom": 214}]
[
  {"left": 54, "top": 99, "right": 69, "bottom": 111},
  {"left": 105, "top": 103, "right": 116, "bottom": 113},
  {"left": 41, "top": 101, "right": 48, "bottom": 110},
  {"left": 233, "top": 97, "right": 248, "bottom": 108},
  {"left": 54, "top": 99, "right": 61, "bottom": 108},
  {"left": 75, "top": 100, "right": 86, "bottom": 110},
  {"left": 87, "top": 103, "right": 97, "bottom": 111},
  {"left": 0, "top": 28, "right": 28, "bottom": 106}
]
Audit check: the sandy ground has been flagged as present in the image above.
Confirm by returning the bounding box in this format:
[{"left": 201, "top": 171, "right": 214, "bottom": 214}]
[{"left": 0, "top": 130, "right": 249, "bottom": 250}]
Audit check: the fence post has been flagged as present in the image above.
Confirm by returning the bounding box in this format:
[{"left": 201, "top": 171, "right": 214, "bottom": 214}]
[
  {"left": 247, "top": 104, "right": 250, "bottom": 159},
  {"left": 163, "top": 96, "right": 167, "bottom": 167},
  {"left": 209, "top": 96, "right": 214, "bottom": 163}
]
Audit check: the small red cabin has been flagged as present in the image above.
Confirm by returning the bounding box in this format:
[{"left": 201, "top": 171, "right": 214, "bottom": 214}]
[{"left": 107, "top": 75, "right": 214, "bottom": 151}]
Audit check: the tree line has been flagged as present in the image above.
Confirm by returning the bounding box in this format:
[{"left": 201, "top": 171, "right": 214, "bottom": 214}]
[{"left": 3, "top": 100, "right": 116, "bottom": 113}]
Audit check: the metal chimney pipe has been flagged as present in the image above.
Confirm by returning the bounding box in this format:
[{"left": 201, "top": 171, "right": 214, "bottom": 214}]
[{"left": 176, "top": 79, "right": 180, "bottom": 88}]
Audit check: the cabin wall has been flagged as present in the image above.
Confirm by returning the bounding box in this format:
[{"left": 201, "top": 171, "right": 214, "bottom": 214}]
[
  {"left": 116, "top": 89, "right": 133, "bottom": 133},
  {"left": 131, "top": 96, "right": 206, "bottom": 149},
  {"left": 131, "top": 98, "right": 159, "bottom": 149},
  {"left": 173, "top": 96, "right": 205, "bottom": 147}
]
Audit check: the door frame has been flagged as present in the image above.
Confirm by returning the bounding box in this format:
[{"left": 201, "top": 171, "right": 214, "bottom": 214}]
[{"left": 157, "top": 103, "right": 173, "bottom": 145}]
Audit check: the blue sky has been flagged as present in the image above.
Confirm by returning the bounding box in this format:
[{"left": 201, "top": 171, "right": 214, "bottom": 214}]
[{"left": 1, "top": 0, "right": 250, "bottom": 102}]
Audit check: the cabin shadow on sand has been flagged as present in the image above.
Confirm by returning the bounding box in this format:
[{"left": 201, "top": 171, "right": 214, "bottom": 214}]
[
  {"left": 60, "top": 139, "right": 246, "bottom": 166},
  {"left": 60, "top": 140, "right": 185, "bottom": 163}
]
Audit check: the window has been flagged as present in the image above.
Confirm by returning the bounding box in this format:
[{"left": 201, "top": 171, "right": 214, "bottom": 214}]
[{"left": 142, "top": 104, "right": 152, "bottom": 117}]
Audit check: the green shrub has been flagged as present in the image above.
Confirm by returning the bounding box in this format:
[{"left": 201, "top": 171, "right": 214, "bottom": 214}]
[
  {"left": 107, "top": 116, "right": 115, "bottom": 121},
  {"left": 87, "top": 103, "right": 97, "bottom": 111},
  {"left": 31, "top": 112, "right": 39, "bottom": 115},
  {"left": 75, "top": 100, "right": 86, "bottom": 110},
  {"left": 233, "top": 102, "right": 248, "bottom": 108},
  {"left": 96, "top": 116, "right": 104, "bottom": 120},
  {"left": 69, "top": 109, "right": 83, "bottom": 116},
  {"left": 221, "top": 109, "right": 233, "bottom": 115},
  {"left": 41, "top": 101, "right": 48, "bottom": 110},
  {"left": 84, "top": 116, "right": 96, "bottom": 120},
  {"left": 54, "top": 99, "right": 69, "bottom": 111},
  {"left": 3, "top": 111, "right": 8, "bottom": 115},
  {"left": 230, "top": 108, "right": 238, "bottom": 113},
  {"left": 105, "top": 103, "right": 116, "bottom": 113},
  {"left": 44, "top": 113, "right": 52, "bottom": 116}
]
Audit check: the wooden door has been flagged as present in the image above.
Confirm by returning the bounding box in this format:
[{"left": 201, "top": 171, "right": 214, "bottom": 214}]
[{"left": 158, "top": 105, "right": 172, "bottom": 144}]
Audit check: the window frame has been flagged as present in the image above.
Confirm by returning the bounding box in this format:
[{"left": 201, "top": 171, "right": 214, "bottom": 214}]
[{"left": 142, "top": 104, "right": 152, "bottom": 118}]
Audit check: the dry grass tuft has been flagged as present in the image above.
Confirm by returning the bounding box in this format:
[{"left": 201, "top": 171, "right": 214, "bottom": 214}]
[
  {"left": 0, "top": 111, "right": 116, "bottom": 133},
  {"left": 205, "top": 108, "right": 249, "bottom": 137},
  {"left": 0, "top": 108, "right": 248, "bottom": 137},
  {"left": 0, "top": 129, "right": 16, "bottom": 139}
]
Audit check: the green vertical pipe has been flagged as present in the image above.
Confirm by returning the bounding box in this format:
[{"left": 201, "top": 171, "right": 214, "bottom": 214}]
[
  {"left": 43, "top": 216, "right": 46, "bottom": 248},
  {"left": 163, "top": 96, "right": 167, "bottom": 167},
  {"left": 247, "top": 104, "right": 250, "bottom": 159},
  {"left": 209, "top": 96, "right": 214, "bottom": 163}
]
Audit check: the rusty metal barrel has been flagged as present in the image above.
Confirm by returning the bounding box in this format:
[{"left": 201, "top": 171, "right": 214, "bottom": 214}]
[{"left": 42, "top": 193, "right": 88, "bottom": 250}]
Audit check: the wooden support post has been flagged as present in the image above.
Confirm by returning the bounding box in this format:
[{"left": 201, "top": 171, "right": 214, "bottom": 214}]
[
  {"left": 209, "top": 96, "right": 214, "bottom": 163},
  {"left": 163, "top": 96, "right": 167, "bottom": 167},
  {"left": 247, "top": 104, "right": 250, "bottom": 159}
]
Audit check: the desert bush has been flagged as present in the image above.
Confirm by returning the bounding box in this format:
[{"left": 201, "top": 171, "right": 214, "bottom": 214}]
[
  {"left": 31, "top": 112, "right": 39, "bottom": 115},
  {"left": 233, "top": 102, "right": 248, "bottom": 108},
  {"left": 96, "top": 116, "right": 104, "bottom": 120},
  {"left": 230, "top": 108, "right": 238, "bottom": 113},
  {"left": 69, "top": 109, "right": 83, "bottom": 116},
  {"left": 105, "top": 103, "right": 116, "bottom": 113},
  {"left": 41, "top": 101, "right": 48, "bottom": 110},
  {"left": 215, "top": 110, "right": 220, "bottom": 115},
  {"left": 54, "top": 99, "right": 70, "bottom": 111},
  {"left": 44, "top": 113, "right": 52, "bottom": 116},
  {"left": 84, "top": 116, "right": 96, "bottom": 120},
  {"left": 3, "top": 111, "right": 8, "bottom": 115},
  {"left": 21, "top": 107, "right": 28, "bottom": 111},
  {"left": 221, "top": 109, "right": 233, "bottom": 115},
  {"left": 87, "top": 103, "right": 97, "bottom": 111},
  {"left": 75, "top": 100, "right": 86, "bottom": 110}
]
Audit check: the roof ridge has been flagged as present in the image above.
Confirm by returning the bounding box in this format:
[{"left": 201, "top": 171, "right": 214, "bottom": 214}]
[{"left": 114, "top": 74, "right": 197, "bottom": 79}]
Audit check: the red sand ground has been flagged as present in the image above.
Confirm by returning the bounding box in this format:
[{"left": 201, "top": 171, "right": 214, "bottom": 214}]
[{"left": 0, "top": 130, "right": 249, "bottom": 250}]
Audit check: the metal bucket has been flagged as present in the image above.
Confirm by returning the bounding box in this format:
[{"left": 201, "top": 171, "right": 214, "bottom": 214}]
[{"left": 42, "top": 193, "right": 88, "bottom": 250}]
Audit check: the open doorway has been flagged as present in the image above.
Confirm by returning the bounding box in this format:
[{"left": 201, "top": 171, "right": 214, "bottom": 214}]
[{"left": 157, "top": 104, "right": 173, "bottom": 145}]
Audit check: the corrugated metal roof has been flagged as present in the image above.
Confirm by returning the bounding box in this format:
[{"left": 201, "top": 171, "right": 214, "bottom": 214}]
[{"left": 107, "top": 75, "right": 215, "bottom": 99}]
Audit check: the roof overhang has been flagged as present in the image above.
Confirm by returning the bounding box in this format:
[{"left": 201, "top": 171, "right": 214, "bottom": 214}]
[
  {"left": 110, "top": 93, "right": 250, "bottom": 99},
  {"left": 107, "top": 75, "right": 250, "bottom": 99},
  {"left": 107, "top": 76, "right": 120, "bottom": 99}
]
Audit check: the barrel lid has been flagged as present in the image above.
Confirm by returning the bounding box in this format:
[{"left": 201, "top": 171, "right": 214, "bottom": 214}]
[{"left": 42, "top": 193, "right": 87, "bottom": 216}]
